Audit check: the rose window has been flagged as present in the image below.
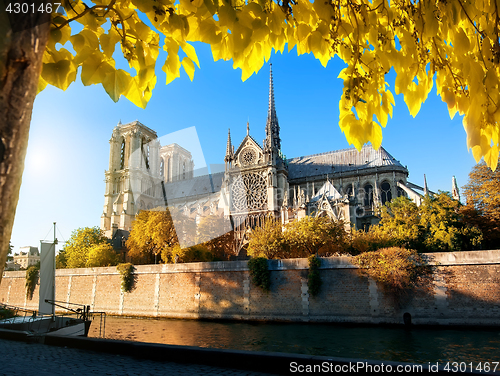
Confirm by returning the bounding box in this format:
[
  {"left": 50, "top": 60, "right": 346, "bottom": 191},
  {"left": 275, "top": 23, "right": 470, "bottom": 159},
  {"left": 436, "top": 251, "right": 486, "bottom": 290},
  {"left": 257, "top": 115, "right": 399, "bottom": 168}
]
[
  {"left": 231, "top": 173, "right": 267, "bottom": 211},
  {"left": 240, "top": 147, "right": 257, "bottom": 166}
]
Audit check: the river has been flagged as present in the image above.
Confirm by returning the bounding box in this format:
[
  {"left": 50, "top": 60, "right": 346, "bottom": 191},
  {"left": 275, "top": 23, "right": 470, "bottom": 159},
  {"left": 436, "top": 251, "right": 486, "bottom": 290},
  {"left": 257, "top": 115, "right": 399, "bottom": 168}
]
[{"left": 88, "top": 316, "right": 500, "bottom": 364}]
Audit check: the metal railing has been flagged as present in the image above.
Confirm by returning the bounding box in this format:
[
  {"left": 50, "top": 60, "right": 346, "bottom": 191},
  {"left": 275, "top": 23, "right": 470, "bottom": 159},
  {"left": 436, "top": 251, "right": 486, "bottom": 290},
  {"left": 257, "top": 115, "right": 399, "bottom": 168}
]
[{"left": 0, "top": 301, "right": 106, "bottom": 337}]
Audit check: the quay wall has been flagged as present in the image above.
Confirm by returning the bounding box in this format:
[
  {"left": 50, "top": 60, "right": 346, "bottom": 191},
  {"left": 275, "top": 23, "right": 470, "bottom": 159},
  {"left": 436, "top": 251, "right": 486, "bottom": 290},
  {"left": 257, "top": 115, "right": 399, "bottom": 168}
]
[{"left": 1, "top": 250, "right": 499, "bottom": 326}]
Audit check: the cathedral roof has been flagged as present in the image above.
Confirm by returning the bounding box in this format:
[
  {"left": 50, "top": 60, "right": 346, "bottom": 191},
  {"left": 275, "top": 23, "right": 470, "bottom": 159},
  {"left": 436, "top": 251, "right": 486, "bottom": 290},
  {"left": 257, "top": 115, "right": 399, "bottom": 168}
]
[
  {"left": 287, "top": 145, "right": 406, "bottom": 180},
  {"left": 163, "top": 171, "right": 225, "bottom": 201}
]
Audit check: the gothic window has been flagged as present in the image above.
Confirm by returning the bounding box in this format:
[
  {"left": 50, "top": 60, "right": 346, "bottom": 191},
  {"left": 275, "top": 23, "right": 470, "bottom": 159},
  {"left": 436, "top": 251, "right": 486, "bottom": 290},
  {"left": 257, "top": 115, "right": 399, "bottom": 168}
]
[
  {"left": 183, "top": 162, "right": 186, "bottom": 180},
  {"left": 363, "top": 184, "right": 373, "bottom": 207},
  {"left": 166, "top": 157, "right": 170, "bottom": 182},
  {"left": 240, "top": 147, "right": 257, "bottom": 166},
  {"left": 231, "top": 173, "right": 268, "bottom": 211},
  {"left": 120, "top": 139, "right": 125, "bottom": 169},
  {"left": 160, "top": 158, "right": 164, "bottom": 177},
  {"left": 141, "top": 138, "right": 150, "bottom": 170},
  {"left": 346, "top": 185, "right": 353, "bottom": 198},
  {"left": 381, "top": 181, "right": 392, "bottom": 205}
]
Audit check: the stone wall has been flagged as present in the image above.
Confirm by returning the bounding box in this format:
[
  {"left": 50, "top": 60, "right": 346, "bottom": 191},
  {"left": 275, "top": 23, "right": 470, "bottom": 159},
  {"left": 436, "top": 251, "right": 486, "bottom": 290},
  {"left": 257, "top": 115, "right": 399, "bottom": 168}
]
[{"left": 1, "top": 250, "right": 499, "bottom": 326}]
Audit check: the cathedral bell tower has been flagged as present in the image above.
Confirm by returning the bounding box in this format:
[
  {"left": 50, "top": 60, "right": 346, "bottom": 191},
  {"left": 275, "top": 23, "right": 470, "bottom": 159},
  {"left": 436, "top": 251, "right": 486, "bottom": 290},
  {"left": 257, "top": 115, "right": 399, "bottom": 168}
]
[
  {"left": 223, "top": 65, "right": 289, "bottom": 249},
  {"left": 101, "top": 121, "right": 161, "bottom": 237}
]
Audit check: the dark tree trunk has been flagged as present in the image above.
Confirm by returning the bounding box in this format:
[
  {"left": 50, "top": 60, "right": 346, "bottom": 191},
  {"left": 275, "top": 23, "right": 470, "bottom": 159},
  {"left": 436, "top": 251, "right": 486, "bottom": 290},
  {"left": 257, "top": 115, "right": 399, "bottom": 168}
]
[{"left": 0, "top": 8, "right": 51, "bottom": 284}]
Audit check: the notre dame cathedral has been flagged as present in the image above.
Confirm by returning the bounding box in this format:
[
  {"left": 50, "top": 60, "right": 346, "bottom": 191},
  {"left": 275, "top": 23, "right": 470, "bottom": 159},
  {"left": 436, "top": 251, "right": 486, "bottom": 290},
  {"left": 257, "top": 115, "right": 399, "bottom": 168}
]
[{"left": 101, "top": 66, "right": 459, "bottom": 253}]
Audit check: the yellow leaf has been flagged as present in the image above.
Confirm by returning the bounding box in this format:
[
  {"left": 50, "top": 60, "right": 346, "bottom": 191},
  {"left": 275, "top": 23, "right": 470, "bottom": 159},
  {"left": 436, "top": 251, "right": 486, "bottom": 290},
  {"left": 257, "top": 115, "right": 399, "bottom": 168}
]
[
  {"left": 198, "top": 20, "right": 221, "bottom": 45},
  {"left": 181, "top": 57, "right": 195, "bottom": 81},
  {"left": 37, "top": 75, "right": 48, "bottom": 95},
  {"left": 70, "top": 28, "right": 99, "bottom": 53},
  {"left": 99, "top": 27, "right": 121, "bottom": 59},
  {"left": 180, "top": 42, "right": 200, "bottom": 68},
  {"left": 218, "top": 4, "right": 237, "bottom": 27},
  {"left": 453, "top": 27, "right": 470, "bottom": 56},
  {"left": 123, "top": 78, "right": 147, "bottom": 109},
  {"left": 370, "top": 122, "right": 383, "bottom": 150},
  {"left": 297, "top": 23, "right": 312, "bottom": 45},
  {"left": 484, "top": 145, "right": 499, "bottom": 171},
  {"left": 162, "top": 53, "right": 181, "bottom": 84},
  {"left": 41, "top": 59, "right": 77, "bottom": 90},
  {"left": 102, "top": 69, "right": 131, "bottom": 102},
  {"left": 81, "top": 52, "right": 111, "bottom": 86}
]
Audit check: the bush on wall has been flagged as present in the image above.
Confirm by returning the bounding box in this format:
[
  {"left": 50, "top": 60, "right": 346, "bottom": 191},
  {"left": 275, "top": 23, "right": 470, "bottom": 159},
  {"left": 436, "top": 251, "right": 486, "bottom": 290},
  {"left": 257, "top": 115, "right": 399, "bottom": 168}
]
[
  {"left": 248, "top": 257, "right": 270, "bottom": 291},
  {"left": 307, "top": 255, "right": 322, "bottom": 297},
  {"left": 25, "top": 263, "right": 40, "bottom": 300},
  {"left": 352, "top": 247, "right": 432, "bottom": 297},
  {"left": 117, "top": 263, "right": 136, "bottom": 293}
]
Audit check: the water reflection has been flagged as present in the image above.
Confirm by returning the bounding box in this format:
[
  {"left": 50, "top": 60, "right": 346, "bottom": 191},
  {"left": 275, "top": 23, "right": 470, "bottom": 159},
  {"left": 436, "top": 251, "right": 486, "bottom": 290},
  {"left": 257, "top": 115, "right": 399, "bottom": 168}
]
[{"left": 89, "top": 316, "right": 500, "bottom": 363}]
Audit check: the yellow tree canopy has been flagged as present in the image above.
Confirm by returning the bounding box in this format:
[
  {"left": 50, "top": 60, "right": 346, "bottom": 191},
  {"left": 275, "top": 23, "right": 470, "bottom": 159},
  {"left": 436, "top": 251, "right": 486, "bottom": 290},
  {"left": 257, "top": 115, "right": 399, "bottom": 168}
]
[{"left": 41, "top": 0, "right": 500, "bottom": 169}]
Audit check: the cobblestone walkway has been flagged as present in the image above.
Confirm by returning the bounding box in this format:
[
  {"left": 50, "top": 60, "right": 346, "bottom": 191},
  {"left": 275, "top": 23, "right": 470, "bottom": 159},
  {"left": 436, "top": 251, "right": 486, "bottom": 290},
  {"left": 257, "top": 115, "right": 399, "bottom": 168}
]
[{"left": 0, "top": 339, "right": 278, "bottom": 376}]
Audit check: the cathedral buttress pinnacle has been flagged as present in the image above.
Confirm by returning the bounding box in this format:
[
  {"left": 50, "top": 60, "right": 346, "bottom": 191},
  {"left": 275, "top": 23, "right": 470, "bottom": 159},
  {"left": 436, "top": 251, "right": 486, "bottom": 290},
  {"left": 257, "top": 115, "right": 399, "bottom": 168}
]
[{"left": 265, "top": 64, "right": 281, "bottom": 154}]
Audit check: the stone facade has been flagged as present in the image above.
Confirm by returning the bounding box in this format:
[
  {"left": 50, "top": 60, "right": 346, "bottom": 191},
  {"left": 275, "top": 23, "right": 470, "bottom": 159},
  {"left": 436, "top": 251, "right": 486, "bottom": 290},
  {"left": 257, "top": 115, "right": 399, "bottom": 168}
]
[
  {"left": 12, "top": 246, "right": 39, "bottom": 269},
  {"left": 100, "top": 65, "right": 436, "bottom": 251},
  {"left": 1, "top": 250, "right": 499, "bottom": 326},
  {"left": 101, "top": 121, "right": 194, "bottom": 237}
]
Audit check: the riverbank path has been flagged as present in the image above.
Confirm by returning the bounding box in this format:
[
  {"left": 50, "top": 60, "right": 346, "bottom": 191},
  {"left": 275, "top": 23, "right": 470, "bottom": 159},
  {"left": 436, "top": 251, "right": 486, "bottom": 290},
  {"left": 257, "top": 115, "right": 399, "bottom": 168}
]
[{"left": 0, "top": 338, "right": 278, "bottom": 376}]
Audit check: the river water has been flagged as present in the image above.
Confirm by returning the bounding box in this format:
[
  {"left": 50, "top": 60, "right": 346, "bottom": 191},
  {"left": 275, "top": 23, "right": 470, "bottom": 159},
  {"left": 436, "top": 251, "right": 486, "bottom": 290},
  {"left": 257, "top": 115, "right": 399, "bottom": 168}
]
[{"left": 88, "top": 316, "right": 500, "bottom": 364}]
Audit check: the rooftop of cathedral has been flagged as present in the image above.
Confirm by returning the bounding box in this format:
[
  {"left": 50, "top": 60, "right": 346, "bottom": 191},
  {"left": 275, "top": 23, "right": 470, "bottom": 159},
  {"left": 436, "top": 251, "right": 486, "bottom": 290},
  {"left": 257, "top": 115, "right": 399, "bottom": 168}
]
[
  {"left": 164, "top": 171, "right": 225, "bottom": 202},
  {"left": 286, "top": 145, "right": 407, "bottom": 180}
]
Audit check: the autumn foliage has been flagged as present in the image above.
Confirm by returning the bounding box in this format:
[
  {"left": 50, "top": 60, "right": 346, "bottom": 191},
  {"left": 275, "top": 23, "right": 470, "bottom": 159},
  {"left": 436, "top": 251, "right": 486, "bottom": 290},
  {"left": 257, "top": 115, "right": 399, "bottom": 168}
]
[
  {"left": 59, "top": 226, "right": 118, "bottom": 268},
  {"left": 352, "top": 247, "right": 431, "bottom": 295},
  {"left": 39, "top": 0, "right": 500, "bottom": 168},
  {"left": 126, "top": 208, "right": 236, "bottom": 263},
  {"left": 461, "top": 157, "right": 500, "bottom": 249},
  {"left": 247, "top": 216, "right": 349, "bottom": 259},
  {"left": 351, "top": 194, "right": 483, "bottom": 254}
]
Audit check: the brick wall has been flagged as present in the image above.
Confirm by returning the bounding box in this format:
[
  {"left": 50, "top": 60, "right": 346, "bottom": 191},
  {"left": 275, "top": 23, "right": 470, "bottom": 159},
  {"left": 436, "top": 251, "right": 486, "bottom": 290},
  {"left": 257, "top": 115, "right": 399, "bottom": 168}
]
[{"left": 1, "top": 251, "right": 499, "bottom": 326}]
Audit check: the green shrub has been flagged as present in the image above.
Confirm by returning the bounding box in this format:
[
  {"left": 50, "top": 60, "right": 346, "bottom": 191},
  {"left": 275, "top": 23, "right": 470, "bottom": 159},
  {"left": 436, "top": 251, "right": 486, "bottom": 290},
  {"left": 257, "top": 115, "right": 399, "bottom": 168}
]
[
  {"left": 307, "top": 255, "right": 322, "bottom": 297},
  {"left": 248, "top": 257, "right": 270, "bottom": 291},
  {"left": 116, "top": 263, "right": 136, "bottom": 293},
  {"left": 0, "top": 306, "right": 16, "bottom": 320},
  {"left": 25, "top": 264, "right": 40, "bottom": 300}
]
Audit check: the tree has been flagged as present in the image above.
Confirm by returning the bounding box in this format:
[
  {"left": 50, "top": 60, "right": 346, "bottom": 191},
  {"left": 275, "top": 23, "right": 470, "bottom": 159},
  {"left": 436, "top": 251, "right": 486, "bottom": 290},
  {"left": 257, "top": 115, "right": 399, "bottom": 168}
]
[
  {"left": 2, "top": 0, "right": 500, "bottom": 283},
  {"left": 196, "top": 215, "right": 235, "bottom": 260},
  {"left": 63, "top": 226, "right": 114, "bottom": 268},
  {"left": 167, "top": 243, "right": 214, "bottom": 263},
  {"left": 125, "top": 208, "right": 193, "bottom": 263},
  {"left": 352, "top": 247, "right": 431, "bottom": 297},
  {"left": 376, "top": 196, "right": 424, "bottom": 251},
  {"left": 349, "top": 228, "right": 393, "bottom": 255},
  {"left": 0, "top": 7, "right": 52, "bottom": 285},
  {"left": 283, "top": 216, "right": 348, "bottom": 256},
  {"left": 420, "top": 192, "right": 482, "bottom": 252},
  {"left": 371, "top": 193, "right": 482, "bottom": 253},
  {"left": 462, "top": 158, "right": 500, "bottom": 248},
  {"left": 247, "top": 219, "right": 286, "bottom": 259},
  {"left": 86, "top": 243, "right": 119, "bottom": 267},
  {"left": 56, "top": 249, "right": 68, "bottom": 269},
  {"left": 8, "top": 241, "right": 12, "bottom": 255}
]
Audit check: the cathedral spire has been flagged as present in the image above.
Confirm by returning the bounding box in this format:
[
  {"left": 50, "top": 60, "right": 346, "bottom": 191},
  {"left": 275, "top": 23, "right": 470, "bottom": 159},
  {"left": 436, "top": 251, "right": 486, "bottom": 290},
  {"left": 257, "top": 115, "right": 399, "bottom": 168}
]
[
  {"left": 225, "top": 128, "right": 233, "bottom": 165},
  {"left": 265, "top": 63, "right": 281, "bottom": 153},
  {"left": 452, "top": 175, "right": 460, "bottom": 201}
]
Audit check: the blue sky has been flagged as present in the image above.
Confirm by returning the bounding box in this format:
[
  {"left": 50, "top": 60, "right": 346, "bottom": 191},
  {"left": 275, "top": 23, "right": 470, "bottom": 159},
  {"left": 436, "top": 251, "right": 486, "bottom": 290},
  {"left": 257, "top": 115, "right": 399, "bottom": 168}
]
[{"left": 10, "top": 43, "right": 478, "bottom": 252}]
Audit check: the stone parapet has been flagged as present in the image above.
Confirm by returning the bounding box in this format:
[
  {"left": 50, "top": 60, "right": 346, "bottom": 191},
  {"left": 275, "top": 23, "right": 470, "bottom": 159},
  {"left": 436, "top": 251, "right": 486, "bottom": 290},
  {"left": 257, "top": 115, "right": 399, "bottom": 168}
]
[{"left": 1, "top": 250, "right": 499, "bottom": 326}]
